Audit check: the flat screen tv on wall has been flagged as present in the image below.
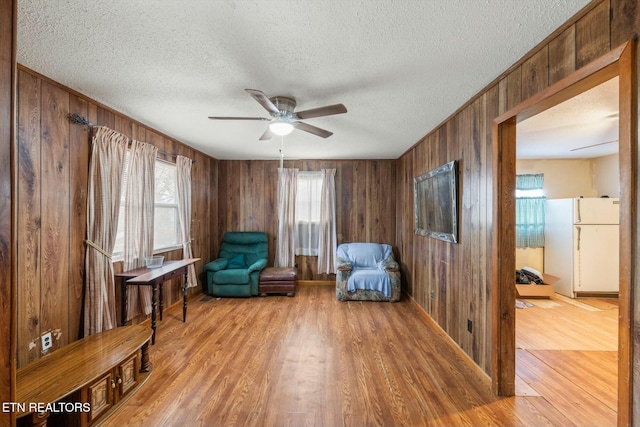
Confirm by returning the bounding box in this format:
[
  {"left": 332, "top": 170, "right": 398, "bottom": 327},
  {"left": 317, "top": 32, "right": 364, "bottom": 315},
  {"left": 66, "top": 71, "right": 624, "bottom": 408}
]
[{"left": 414, "top": 160, "right": 458, "bottom": 243}]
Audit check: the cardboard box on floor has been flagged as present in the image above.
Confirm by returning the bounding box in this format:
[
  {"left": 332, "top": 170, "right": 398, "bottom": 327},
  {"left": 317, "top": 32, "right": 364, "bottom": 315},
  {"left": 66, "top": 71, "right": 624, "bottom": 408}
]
[{"left": 515, "top": 273, "right": 559, "bottom": 298}]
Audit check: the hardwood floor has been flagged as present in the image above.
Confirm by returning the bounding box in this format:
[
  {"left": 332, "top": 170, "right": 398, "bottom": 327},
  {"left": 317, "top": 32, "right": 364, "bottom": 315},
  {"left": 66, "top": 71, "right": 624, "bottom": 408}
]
[
  {"left": 102, "top": 286, "right": 617, "bottom": 427},
  {"left": 516, "top": 294, "right": 618, "bottom": 427}
]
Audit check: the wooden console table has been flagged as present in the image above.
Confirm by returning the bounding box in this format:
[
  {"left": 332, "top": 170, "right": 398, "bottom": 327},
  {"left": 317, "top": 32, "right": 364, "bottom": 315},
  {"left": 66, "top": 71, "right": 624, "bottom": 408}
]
[
  {"left": 16, "top": 325, "right": 152, "bottom": 427},
  {"left": 115, "top": 258, "right": 199, "bottom": 344}
]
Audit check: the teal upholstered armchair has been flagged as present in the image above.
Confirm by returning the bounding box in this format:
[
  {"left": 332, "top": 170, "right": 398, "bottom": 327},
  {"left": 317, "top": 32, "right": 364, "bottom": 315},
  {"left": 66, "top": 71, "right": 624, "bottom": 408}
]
[{"left": 203, "top": 232, "right": 268, "bottom": 297}]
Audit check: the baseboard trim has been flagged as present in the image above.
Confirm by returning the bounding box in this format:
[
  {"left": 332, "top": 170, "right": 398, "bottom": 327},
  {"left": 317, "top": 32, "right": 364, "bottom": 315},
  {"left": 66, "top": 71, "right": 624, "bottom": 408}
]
[
  {"left": 406, "top": 293, "right": 492, "bottom": 389},
  {"left": 297, "top": 280, "right": 335, "bottom": 286},
  {"left": 574, "top": 291, "right": 619, "bottom": 299}
]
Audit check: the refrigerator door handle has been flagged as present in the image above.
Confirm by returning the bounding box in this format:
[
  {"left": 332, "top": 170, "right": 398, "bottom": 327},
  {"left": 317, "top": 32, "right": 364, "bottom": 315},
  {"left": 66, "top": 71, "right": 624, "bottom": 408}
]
[
  {"left": 575, "top": 198, "right": 582, "bottom": 223},
  {"left": 576, "top": 226, "right": 581, "bottom": 251}
]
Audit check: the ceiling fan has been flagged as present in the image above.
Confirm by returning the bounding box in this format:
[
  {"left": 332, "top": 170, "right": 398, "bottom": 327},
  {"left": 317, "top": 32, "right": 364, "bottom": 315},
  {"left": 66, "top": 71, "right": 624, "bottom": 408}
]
[{"left": 208, "top": 89, "right": 347, "bottom": 140}]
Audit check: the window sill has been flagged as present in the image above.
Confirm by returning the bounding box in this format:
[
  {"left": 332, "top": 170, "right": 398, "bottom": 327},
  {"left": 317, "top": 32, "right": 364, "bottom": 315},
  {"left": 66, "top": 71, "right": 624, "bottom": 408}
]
[
  {"left": 153, "top": 245, "right": 183, "bottom": 255},
  {"left": 111, "top": 245, "right": 184, "bottom": 264}
]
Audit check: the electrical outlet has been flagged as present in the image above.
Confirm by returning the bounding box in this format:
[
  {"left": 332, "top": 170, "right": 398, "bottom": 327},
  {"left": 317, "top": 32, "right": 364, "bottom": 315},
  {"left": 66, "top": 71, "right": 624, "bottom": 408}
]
[
  {"left": 467, "top": 319, "right": 473, "bottom": 333},
  {"left": 41, "top": 332, "right": 52, "bottom": 351}
]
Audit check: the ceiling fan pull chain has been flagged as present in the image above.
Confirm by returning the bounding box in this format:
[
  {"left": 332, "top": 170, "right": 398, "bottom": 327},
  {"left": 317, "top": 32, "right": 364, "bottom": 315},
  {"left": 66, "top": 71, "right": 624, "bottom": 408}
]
[{"left": 279, "top": 136, "right": 284, "bottom": 169}]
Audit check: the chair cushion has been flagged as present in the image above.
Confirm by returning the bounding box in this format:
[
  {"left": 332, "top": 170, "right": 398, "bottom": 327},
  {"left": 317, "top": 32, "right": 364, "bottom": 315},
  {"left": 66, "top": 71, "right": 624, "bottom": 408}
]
[
  {"left": 227, "top": 254, "right": 246, "bottom": 269},
  {"left": 348, "top": 268, "right": 390, "bottom": 296},
  {"left": 213, "top": 269, "right": 250, "bottom": 285},
  {"left": 336, "top": 243, "right": 392, "bottom": 268},
  {"left": 219, "top": 232, "right": 268, "bottom": 267}
]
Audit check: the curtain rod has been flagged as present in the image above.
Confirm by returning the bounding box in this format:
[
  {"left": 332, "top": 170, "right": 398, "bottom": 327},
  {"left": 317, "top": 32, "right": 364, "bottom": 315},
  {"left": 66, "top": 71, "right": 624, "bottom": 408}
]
[{"left": 67, "top": 113, "right": 195, "bottom": 163}]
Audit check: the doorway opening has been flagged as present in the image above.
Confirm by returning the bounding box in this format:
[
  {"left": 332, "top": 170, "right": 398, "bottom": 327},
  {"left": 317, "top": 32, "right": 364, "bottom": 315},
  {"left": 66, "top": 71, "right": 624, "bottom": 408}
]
[
  {"left": 514, "top": 76, "right": 620, "bottom": 426},
  {"left": 491, "top": 40, "right": 635, "bottom": 425}
]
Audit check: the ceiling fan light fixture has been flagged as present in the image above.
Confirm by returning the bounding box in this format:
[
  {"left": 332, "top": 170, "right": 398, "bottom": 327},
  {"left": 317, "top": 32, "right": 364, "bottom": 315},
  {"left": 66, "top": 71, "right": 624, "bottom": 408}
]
[{"left": 269, "top": 120, "right": 294, "bottom": 136}]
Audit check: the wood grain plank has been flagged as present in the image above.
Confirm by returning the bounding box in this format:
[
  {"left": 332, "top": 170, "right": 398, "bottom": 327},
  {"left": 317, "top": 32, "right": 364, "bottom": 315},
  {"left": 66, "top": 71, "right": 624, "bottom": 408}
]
[
  {"left": 521, "top": 47, "right": 549, "bottom": 100},
  {"left": 469, "top": 97, "right": 483, "bottom": 363},
  {"left": 17, "top": 69, "right": 42, "bottom": 367},
  {"left": 459, "top": 107, "right": 472, "bottom": 351},
  {"left": 114, "top": 115, "right": 133, "bottom": 139},
  {"left": 354, "top": 160, "right": 367, "bottom": 240},
  {"left": 506, "top": 66, "right": 522, "bottom": 111},
  {"left": 96, "top": 106, "right": 115, "bottom": 129},
  {"left": 482, "top": 86, "right": 499, "bottom": 376},
  {"left": 575, "top": 0, "right": 611, "bottom": 69},
  {"left": 615, "top": 39, "right": 636, "bottom": 427},
  {"left": 68, "top": 94, "right": 89, "bottom": 343},
  {"left": 0, "top": 3, "right": 15, "bottom": 425},
  {"left": 516, "top": 349, "right": 616, "bottom": 426},
  {"left": 492, "top": 116, "right": 517, "bottom": 396},
  {"left": 548, "top": 26, "right": 576, "bottom": 85},
  {"left": 610, "top": 0, "right": 640, "bottom": 46},
  {"left": 39, "top": 80, "right": 70, "bottom": 352}
]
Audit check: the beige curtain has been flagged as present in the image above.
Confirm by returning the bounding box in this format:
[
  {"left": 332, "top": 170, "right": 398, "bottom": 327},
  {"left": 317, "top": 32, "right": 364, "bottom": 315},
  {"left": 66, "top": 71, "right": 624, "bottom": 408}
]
[
  {"left": 124, "top": 140, "right": 158, "bottom": 320},
  {"left": 275, "top": 168, "right": 298, "bottom": 267},
  {"left": 83, "top": 127, "right": 127, "bottom": 336},
  {"left": 317, "top": 168, "right": 337, "bottom": 274},
  {"left": 176, "top": 155, "right": 197, "bottom": 288}
]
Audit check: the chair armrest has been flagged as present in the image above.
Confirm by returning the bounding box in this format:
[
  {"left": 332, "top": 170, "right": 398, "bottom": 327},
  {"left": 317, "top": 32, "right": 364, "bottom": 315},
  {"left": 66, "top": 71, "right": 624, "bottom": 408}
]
[
  {"left": 381, "top": 257, "right": 399, "bottom": 272},
  {"left": 337, "top": 258, "right": 352, "bottom": 272},
  {"left": 203, "top": 258, "right": 228, "bottom": 272},
  {"left": 247, "top": 258, "right": 268, "bottom": 273}
]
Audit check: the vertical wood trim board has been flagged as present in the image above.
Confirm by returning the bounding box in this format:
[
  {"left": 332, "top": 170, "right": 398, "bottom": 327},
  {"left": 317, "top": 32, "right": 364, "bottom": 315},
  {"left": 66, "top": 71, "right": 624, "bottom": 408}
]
[{"left": 0, "top": 2, "right": 17, "bottom": 426}]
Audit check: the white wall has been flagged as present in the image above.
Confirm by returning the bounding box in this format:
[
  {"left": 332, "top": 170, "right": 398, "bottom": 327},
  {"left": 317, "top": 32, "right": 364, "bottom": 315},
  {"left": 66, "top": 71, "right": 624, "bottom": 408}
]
[
  {"left": 517, "top": 155, "right": 619, "bottom": 199},
  {"left": 516, "top": 158, "right": 597, "bottom": 199},
  {"left": 515, "top": 247, "right": 544, "bottom": 272},
  {"left": 593, "top": 153, "right": 619, "bottom": 197}
]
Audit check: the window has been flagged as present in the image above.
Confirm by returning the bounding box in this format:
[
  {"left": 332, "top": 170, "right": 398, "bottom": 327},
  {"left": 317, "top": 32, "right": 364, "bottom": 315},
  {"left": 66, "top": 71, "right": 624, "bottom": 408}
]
[
  {"left": 515, "top": 174, "right": 545, "bottom": 248},
  {"left": 153, "top": 160, "right": 180, "bottom": 251},
  {"left": 295, "top": 171, "right": 323, "bottom": 256},
  {"left": 112, "top": 156, "right": 180, "bottom": 258}
]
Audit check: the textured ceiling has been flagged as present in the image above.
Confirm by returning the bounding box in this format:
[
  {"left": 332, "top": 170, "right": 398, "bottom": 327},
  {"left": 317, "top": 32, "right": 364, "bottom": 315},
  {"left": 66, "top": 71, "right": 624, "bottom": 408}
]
[
  {"left": 18, "top": 0, "right": 591, "bottom": 160},
  {"left": 518, "top": 77, "right": 619, "bottom": 159}
]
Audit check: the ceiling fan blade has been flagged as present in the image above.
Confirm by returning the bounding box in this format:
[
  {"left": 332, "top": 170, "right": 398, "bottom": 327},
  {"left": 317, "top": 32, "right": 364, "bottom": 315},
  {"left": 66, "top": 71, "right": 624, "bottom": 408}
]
[
  {"left": 259, "top": 128, "right": 273, "bottom": 141},
  {"left": 208, "top": 116, "right": 270, "bottom": 121},
  {"left": 245, "top": 89, "right": 280, "bottom": 115},
  {"left": 293, "top": 121, "right": 333, "bottom": 138},
  {"left": 295, "top": 103, "right": 347, "bottom": 120},
  {"left": 570, "top": 139, "right": 619, "bottom": 152}
]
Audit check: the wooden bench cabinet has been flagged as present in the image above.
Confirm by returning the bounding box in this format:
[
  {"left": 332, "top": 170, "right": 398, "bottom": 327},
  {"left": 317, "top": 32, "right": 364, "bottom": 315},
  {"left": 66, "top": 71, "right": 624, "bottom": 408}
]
[
  {"left": 16, "top": 325, "right": 152, "bottom": 427},
  {"left": 80, "top": 351, "right": 139, "bottom": 425}
]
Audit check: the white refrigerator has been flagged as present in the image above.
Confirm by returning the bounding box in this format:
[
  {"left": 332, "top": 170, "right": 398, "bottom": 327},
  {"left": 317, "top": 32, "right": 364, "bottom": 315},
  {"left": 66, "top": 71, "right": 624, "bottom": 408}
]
[{"left": 544, "top": 197, "right": 619, "bottom": 298}]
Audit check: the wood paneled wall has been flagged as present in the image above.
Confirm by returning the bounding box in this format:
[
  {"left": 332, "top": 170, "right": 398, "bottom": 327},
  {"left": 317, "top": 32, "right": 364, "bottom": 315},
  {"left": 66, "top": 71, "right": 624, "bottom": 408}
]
[
  {"left": 0, "top": 1, "right": 16, "bottom": 426},
  {"left": 216, "top": 159, "right": 396, "bottom": 281},
  {"left": 15, "top": 67, "right": 218, "bottom": 368},
  {"left": 396, "top": 0, "right": 627, "bottom": 376}
]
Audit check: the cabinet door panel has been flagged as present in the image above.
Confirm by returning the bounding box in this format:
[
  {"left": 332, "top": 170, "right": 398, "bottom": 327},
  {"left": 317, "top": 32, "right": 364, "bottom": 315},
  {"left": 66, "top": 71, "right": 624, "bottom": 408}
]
[
  {"left": 118, "top": 354, "right": 139, "bottom": 398},
  {"left": 87, "top": 372, "right": 113, "bottom": 424}
]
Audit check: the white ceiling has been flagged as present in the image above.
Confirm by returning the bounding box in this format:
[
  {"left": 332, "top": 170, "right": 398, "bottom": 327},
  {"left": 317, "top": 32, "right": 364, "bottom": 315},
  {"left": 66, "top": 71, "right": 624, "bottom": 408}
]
[
  {"left": 517, "top": 77, "right": 619, "bottom": 159},
  {"left": 17, "top": 0, "right": 591, "bottom": 160}
]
